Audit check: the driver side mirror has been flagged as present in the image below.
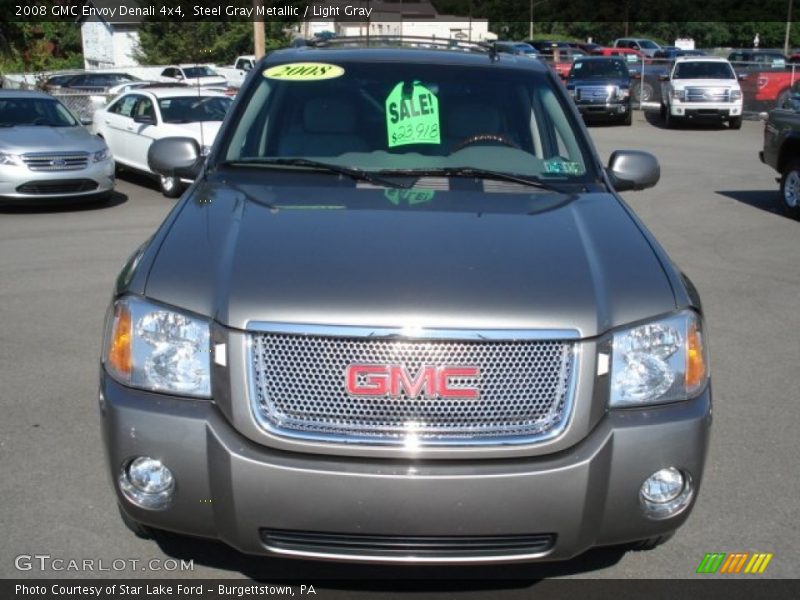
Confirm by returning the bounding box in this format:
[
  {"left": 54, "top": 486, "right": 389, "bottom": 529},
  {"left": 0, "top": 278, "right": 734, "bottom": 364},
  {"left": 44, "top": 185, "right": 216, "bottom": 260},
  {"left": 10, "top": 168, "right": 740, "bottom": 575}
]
[
  {"left": 148, "top": 137, "right": 205, "bottom": 180},
  {"left": 607, "top": 150, "right": 660, "bottom": 192},
  {"left": 658, "top": 74, "right": 670, "bottom": 82}
]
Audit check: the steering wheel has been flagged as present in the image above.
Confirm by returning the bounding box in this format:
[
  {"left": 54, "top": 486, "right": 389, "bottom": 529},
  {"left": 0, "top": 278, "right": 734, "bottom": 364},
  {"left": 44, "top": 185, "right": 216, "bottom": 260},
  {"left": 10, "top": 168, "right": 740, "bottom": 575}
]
[
  {"left": 31, "top": 117, "right": 49, "bottom": 125},
  {"left": 452, "top": 133, "right": 520, "bottom": 152}
]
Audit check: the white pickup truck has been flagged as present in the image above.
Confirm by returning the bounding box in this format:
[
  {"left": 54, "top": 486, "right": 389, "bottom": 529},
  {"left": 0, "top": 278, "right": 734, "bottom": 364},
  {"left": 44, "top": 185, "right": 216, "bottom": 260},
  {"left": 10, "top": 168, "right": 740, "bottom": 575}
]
[{"left": 215, "top": 55, "right": 256, "bottom": 88}]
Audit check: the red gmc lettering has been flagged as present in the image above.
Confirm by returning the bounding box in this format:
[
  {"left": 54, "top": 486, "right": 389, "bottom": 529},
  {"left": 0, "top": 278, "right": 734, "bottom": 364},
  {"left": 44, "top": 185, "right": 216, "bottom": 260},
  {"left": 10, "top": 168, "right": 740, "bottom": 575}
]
[{"left": 345, "top": 365, "right": 479, "bottom": 399}]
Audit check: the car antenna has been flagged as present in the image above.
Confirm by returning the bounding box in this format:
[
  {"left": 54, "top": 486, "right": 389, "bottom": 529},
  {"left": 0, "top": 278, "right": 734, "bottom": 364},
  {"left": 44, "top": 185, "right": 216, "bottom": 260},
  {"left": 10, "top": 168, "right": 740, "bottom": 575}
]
[{"left": 196, "top": 59, "right": 205, "bottom": 158}]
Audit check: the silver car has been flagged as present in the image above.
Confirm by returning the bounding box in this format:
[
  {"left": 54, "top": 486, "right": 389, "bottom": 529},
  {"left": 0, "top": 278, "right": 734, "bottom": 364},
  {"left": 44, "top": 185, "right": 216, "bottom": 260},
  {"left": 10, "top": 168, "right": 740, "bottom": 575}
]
[{"left": 0, "top": 90, "right": 114, "bottom": 204}]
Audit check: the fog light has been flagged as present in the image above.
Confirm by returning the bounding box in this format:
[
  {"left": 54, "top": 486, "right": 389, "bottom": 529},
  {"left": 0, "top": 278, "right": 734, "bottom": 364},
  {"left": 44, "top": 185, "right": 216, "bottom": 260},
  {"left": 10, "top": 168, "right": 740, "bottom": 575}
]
[
  {"left": 640, "top": 468, "right": 693, "bottom": 520},
  {"left": 119, "top": 457, "right": 174, "bottom": 510}
]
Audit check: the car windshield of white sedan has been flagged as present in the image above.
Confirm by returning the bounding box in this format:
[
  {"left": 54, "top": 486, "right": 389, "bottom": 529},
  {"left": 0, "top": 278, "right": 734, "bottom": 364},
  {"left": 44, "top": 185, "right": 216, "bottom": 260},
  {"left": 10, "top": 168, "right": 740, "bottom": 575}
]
[
  {"left": 223, "top": 61, "right": 593, "bottom": 181},
  {"left": 0, "top": 98, "right": 77, "bottom": 127},
  {"left": 159, "top": 96, "right": 232, "bottom": 123},
  {"left": 183, "top": 67, "right": 218, "bottom": 78},
  {"left": 674, "top": 62, "right": 735, "bottom": 79}
]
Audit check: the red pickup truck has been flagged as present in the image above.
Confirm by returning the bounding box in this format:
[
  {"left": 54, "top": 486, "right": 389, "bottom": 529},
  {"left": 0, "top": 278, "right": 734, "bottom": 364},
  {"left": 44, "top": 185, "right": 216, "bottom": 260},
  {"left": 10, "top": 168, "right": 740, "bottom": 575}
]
[{"left": 739, "top": 70, "right": 798, "bottom": 111}]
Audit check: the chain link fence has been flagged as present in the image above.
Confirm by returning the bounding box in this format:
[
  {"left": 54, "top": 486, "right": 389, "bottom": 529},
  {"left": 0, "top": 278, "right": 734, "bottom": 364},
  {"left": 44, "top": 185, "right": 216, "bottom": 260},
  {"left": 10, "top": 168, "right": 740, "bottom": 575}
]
[{"left": 48, "top": 92, "right": 106, "bottom": 123}]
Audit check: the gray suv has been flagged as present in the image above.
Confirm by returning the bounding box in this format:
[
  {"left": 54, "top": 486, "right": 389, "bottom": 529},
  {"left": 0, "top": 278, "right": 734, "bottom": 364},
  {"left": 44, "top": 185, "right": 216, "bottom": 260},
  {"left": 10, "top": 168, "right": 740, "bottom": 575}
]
[{"left": 100, "top": 42, "right": 711, "bottom": 564}]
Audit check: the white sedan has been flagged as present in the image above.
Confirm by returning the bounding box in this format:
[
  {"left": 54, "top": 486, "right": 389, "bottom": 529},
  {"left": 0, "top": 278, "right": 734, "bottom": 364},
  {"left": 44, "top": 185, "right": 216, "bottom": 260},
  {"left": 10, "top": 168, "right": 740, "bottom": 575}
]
[
  {"left": 160, "top": 65, "right": 228, "bottom": 88},
  {"left": 93, "top": 88, "right": 232, "bottom": 197}
]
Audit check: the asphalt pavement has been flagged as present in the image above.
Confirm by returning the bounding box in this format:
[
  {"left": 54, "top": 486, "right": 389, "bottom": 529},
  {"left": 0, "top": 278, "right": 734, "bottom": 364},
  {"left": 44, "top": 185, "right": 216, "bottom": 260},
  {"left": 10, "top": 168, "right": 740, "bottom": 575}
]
[{"left": 0, "top": 113, "right": 798, "bottom": 586}]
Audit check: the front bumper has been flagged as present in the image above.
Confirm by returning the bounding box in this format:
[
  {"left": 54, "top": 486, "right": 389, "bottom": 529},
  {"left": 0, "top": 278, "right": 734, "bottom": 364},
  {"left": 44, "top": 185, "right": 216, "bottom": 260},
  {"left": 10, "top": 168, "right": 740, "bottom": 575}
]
[
  {"left": 100, "top": 375, "right": 711, "bottom": 564},
  {"left": 669, "top": 101, "right": 742, "bottom": 118},
  {"left": 0, "top": 159, "right": 114, "bottom": 202},
  {"left": 576, "top": 101, "right": 630, "bottom": 118}
]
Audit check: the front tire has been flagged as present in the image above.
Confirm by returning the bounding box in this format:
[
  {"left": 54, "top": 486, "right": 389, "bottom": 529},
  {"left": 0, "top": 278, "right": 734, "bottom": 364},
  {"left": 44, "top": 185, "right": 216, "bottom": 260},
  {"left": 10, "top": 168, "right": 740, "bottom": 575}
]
[
  {"left": 776, "top": 88, "right": 791, "bottom": 109},
  {"left": 622, "top": 110, "right": 633, "bottom": 126},
  {"left": 633, "top": 81, "right": 654, "bottom": 104},
  {"left": 159, "top": 175, "right": 182, "bottom": 198},
  {"left": 779, "top": 158, "right": 800, "bottom": 218},
  {"left": 629, "top": 532, "right": 675, "bottom": 551},
  {"left": 664, "top": 104, "right": 676, "bottom": 128},
  {"left": 729, "top": 116, "right": 742, "bottom": 130}
]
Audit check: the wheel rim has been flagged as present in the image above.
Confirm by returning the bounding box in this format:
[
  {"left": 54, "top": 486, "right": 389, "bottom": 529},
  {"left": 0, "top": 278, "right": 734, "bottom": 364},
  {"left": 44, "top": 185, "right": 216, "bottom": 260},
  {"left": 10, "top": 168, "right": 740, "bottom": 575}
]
[
  {"left": 639, "top": 84, "right": 652, "bottom": 102},
  {"left": 785, "top": 171, "right": 800, "bottom": 208},
  {"left": 160, "top": 176, "right": 176, "bottom": 192}
]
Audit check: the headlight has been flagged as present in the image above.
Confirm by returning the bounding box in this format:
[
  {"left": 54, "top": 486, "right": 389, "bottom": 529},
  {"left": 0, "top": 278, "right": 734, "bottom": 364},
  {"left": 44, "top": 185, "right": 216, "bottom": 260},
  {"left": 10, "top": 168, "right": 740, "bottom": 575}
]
[
  {"left": 0, "top": 152, "right": 23, "bottom": 166},
  {"left": 93, "top": 147, "right": 110, "bottom": 162},
  {"left": 670, "top": 88, "right": 685, "bottom": 101},
  {"left": 617, "top": 87, "right": 630, "bottom": 100},
  {"left": 609, "top": 310, "right": 708, "bottom": 408},
  {"left": 730, "top": 89, "right": 742, "bottom": 101},
  {"left": 103, "top": 296, "right": 211, "bottom": 397}
]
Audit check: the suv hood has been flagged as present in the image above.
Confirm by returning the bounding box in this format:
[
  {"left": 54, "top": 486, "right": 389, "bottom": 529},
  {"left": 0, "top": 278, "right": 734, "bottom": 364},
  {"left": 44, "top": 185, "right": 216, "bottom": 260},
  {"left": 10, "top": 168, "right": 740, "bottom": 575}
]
[{"left": 143, "top": 179, "right": 676, "bottom": 337}]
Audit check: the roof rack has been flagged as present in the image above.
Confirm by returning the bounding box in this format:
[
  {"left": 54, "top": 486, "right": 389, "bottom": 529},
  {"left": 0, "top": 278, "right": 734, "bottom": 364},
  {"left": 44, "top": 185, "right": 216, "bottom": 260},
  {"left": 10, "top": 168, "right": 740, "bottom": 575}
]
[{"left": 298, "top": 35, "right": 493, "bottom": 54}]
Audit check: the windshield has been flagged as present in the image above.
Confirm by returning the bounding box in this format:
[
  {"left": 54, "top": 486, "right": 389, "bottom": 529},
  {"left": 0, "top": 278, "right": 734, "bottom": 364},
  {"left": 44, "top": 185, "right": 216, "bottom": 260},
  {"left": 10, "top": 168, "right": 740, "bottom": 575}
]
[
  {"left": 159, "top": 96, "right": 232, "bottom": 123},
  {"left": 674, "top": 61, "right": 735, "bottom": 79},
  {"left": 183, "top": 66, "right": 218, "bottom": 78},
  {"left": 570, "top": 59, "right": 628, "bottom": 79},
  {"left": 221, "top": 59, "right": 595, "bottom": 182},
  {"left": 638, "top": 40, "right": 660, "bottom": 50},
  {"left": 0, "top": 97, "right": 78, "bottom": 127}
]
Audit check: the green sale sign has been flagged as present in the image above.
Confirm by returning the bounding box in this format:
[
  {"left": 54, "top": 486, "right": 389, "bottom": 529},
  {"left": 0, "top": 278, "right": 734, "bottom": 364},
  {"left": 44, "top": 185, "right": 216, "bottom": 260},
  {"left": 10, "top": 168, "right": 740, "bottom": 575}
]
[{"left": 385, "top": 81, "right": 441, "bottom": 148}]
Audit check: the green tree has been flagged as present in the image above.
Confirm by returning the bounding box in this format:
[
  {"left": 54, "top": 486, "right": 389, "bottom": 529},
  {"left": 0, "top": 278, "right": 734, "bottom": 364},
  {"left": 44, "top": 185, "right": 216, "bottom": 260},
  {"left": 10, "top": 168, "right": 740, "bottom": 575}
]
[{"left": 134, "top": 22, "right": 289, "bottom": 65}]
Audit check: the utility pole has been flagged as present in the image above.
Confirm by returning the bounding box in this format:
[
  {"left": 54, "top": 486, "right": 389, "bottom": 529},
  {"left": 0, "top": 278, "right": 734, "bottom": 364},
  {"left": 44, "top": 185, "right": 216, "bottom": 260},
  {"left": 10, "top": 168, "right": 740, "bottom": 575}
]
[
  {"left": 253, "top": 0, "right": 265, "bottom": 60},
  {"left": 785, "top": 0, "right": 793, "bottom": 57},
  {"left": 529, "top": 0, "right": 533, "bottom": 40}
]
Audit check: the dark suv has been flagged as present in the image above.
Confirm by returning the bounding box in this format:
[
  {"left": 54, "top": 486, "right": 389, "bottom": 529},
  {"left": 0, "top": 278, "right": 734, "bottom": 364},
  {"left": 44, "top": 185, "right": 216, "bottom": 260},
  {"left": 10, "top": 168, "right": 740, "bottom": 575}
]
[
  {"left": 566, "top": 56, "right": 634, "bottom": 125},
  {"left": 100, "top": 41, "right": 711, "bottom": 564}
]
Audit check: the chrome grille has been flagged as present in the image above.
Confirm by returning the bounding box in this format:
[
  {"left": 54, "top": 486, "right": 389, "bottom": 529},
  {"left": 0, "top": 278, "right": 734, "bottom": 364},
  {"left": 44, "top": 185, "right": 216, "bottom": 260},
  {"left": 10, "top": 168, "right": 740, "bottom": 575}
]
[
  {"left": 685, "top": 87, "right": 731, "bottom": 103},
  {"left": 22, "top": 152, "right": 89, "bottom": 171},
  {"left": 576, "top": 85, "right": 615, "bottom": 103},
  {"left": 249, "top": 329, "right": 577, "bottom": 445}
]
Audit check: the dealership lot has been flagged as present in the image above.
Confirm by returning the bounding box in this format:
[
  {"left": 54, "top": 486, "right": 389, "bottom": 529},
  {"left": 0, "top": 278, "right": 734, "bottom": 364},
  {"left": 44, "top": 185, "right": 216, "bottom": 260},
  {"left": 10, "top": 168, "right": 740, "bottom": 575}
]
[{"left": 0, "top": 113, "right": 797, "bottom": 583}]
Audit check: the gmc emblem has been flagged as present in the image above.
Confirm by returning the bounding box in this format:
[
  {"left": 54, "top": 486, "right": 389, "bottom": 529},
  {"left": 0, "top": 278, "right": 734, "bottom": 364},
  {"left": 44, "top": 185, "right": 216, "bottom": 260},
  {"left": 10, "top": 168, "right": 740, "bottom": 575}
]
[{"left": 345, "top": 365, "right": 480, "bottom": 399}]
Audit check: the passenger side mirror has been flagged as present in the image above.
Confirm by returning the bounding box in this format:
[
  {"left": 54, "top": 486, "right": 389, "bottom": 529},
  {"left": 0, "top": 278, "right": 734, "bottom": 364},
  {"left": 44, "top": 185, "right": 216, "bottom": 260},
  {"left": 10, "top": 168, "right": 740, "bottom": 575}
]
[
  {"left": 738, "top": 73, "right": 748, "bottom": 81},
  {"left": 80, "top": 115, "right": 93, "bottom": 126},
  {"left": 658, "top": 74, "right": 670, "bottom": 82},
  {"left": 607, "top": 150, "right": 660, "bottom": 192},
  {"left": 148, "top": 137, "right": 204, "bottom": 180}
]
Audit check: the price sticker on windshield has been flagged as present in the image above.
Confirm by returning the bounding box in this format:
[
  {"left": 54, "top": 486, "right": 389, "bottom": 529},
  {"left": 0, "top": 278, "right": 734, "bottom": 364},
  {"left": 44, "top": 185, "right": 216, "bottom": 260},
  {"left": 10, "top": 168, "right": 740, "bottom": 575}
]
[{"left": 385, "top": 81, "right": 440, "bottom": 148}]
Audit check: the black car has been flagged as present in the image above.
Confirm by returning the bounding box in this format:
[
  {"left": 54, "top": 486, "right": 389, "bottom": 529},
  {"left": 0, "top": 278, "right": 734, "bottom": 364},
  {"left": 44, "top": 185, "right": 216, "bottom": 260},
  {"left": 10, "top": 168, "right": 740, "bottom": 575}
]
[
  {"left": 728, "top": 49, "right": 787, "bottom": 73},
  {"left": 566, "top": 56, "right": 633, "bottom": 125},
  {"left": 53, "top": 72, "right": 141, "bottom": 92}
]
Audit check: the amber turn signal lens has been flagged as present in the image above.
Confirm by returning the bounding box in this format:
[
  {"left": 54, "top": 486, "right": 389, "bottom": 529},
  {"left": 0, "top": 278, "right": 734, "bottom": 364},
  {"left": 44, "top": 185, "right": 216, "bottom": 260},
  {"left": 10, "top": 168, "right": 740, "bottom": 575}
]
[
  {"left": 685, "top": 319, "right": 706, "bottom": 392},
  {"left": 108, "top": 303, "right": 132, "bottom": 379}
]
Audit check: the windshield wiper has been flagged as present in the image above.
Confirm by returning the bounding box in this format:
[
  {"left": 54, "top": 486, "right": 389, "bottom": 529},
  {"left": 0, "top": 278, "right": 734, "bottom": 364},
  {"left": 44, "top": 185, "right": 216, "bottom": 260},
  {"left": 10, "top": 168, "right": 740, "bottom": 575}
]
[
  {"left": 377, "top": 167, "right": 570, "bottom": 192},
  {"left": 220, "top": 158, "right": 413, "bottom": 189}
]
